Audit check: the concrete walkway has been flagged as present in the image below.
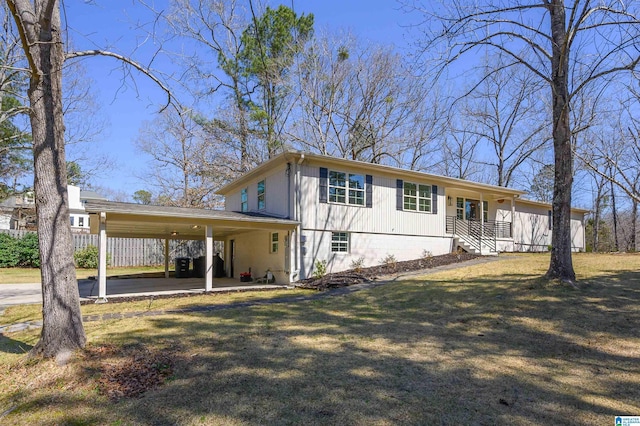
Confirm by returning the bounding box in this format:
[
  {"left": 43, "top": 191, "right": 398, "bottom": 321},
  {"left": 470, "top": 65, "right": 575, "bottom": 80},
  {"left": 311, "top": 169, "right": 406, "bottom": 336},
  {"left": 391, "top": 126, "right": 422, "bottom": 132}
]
[{"left": 0, "top": 256, "right": 504, "bottom": 334}]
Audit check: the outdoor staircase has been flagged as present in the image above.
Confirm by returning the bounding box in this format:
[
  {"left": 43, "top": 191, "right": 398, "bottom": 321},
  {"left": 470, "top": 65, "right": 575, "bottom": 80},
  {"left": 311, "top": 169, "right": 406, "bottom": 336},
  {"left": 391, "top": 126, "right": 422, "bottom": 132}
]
[
  {"left": 447, "top": 217, "right": 499, "bottom": 256},
  {"left": 453, "top": 235, "right": 498, "bottom": 256}
]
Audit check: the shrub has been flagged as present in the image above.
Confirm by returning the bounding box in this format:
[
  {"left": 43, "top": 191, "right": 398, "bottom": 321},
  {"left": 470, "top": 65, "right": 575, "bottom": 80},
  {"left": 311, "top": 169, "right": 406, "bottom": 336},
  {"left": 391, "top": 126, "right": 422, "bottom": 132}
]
[
  {"left": 379, "top": 254, "right": 397, "bottom": 269},
  {"left": 312, "top": 259, "right": 327, "bottom": 278},
  {"left": 16, "top": 232, "right": 40, "bottom": 267},
  {"left": 74, "top": 245, "right": 110, "bottom": 269},
  {"left": 350, "top": 256, "right": 365, "bottom": 272},
  {"left": 0, "top": 233, "right": 20, "bottom": 267}
]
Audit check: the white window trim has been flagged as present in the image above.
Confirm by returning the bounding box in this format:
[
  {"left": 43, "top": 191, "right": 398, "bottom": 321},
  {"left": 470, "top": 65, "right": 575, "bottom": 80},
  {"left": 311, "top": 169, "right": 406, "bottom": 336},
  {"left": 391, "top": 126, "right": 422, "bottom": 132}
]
[
  {"left": 328, "top": 170, "right": 365, "bottom": 206},
  {"left": 331, "top": 232, "right": 349, "bottom": 253},
  {"left": 403, "top": 181, "right": 432, "bottom": 213},
  {"left": 257, "top": 180, "right": 266, "bottom": 211},
  {"left": 270, "top": 232, "right": 279, "bottom": 253},
  {"left": 240, "top": 188, "right": 248, "bottom": 212}
]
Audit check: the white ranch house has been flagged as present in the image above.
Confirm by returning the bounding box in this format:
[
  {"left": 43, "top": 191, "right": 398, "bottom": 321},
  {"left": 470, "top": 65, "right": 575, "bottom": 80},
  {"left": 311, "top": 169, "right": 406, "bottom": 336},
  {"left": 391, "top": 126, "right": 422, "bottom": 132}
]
[{"left": 86, "top": 151, "right": 587, "bottom": 299}]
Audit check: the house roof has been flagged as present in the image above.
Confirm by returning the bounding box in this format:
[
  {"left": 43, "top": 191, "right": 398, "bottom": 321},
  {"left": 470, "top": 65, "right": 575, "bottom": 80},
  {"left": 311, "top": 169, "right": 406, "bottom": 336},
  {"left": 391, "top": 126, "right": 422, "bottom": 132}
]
[
  {"left": 216, "top": 151, "right": 527, "bottom": 199},
  {"left": 517, "top": 198, "right": 590, "bottom": 214},
  {"left": 84, "top": 200, "right": 299, "bottom": 240},
  {"left": 80, "top": 190, "right": 107, "bottom": 201}
]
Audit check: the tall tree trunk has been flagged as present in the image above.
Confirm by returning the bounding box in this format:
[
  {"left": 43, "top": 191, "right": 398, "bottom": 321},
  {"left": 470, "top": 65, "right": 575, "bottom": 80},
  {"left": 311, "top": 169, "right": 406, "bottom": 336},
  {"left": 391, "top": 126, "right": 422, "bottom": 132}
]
[
  {"left": 8, "top": 0, "right": 86, "bottom": 358},
  {"left": 545, "top": 0, "right": 576, "bottom": 282},
  {"left": 593, "top": 184, "right": 602, "bottom": 252},
  {"left": 610, "top": 176, "right": 619, "bottom": 251},
  {"left": 632, "top": 199, "right": 638, "bottom": 252}
]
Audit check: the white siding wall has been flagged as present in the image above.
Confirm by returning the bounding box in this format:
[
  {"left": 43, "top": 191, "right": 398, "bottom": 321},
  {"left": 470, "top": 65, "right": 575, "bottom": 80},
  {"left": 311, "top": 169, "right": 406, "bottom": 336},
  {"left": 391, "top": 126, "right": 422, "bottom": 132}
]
[
  {"left": 299, "top": 163, "right": 445, "bottom": 236},
  {"left": 512, "top": 203, "right": 552, "bottom": 251},
  {"left": 513, "top": 202, "right": 585, "bottom": 252},
  {"left": 299, "top": 230, "right": 452, "bottom": 279},
  {"left": 67, "top": 185, "right": 83, "bottom": 210},
  {"left": 571, "top": 211, "right": 585, "bottom": 250},
  {"left": 0, "top": 213, "right": 10, "bottom": 230},
  {"left": 224, "top": 164, "right": 290, "bottom": 217},
  {"left": 225, "top": 230, "right": 288, "bottom": 284}
]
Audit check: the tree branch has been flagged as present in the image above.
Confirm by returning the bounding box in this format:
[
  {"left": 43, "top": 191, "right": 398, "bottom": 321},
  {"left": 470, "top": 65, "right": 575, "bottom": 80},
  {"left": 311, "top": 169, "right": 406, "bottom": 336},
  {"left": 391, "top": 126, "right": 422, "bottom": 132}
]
[{"left": 64, "top": 49, "right": 175, "bottom": 111}]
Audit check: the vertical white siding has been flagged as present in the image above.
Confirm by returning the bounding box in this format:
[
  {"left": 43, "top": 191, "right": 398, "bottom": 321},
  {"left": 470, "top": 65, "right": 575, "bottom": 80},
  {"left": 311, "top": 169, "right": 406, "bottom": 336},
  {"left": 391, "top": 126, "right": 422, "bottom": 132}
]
[
  {"left": 299, "top": 163, "right": 445, "bottom": 236},
  {"left": 513, "top": 202, "right": 585, "bottom": 251},
  {"left": 223, "top": 164, "right": 290, "bottom": 217}
]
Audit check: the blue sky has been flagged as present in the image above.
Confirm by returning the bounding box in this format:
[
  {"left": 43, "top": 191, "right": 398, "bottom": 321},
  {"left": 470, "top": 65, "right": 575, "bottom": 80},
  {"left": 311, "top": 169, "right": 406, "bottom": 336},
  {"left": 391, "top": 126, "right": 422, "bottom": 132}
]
[{"left": 63, "top": 0, "right": 417, "bottom": 196}]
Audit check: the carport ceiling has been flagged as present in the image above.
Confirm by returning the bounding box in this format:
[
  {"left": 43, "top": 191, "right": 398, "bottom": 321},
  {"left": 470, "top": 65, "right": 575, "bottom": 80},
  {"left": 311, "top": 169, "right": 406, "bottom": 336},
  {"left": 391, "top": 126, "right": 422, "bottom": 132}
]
[{"left": 84, "top": 200, "right": 299, "bottom": 240}]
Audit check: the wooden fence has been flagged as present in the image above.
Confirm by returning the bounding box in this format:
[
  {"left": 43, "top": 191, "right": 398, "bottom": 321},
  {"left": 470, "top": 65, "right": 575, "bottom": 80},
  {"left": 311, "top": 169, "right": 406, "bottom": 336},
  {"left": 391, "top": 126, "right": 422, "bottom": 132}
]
[{"left": 0, "top": 230, "right": 218, "bottom": 267}]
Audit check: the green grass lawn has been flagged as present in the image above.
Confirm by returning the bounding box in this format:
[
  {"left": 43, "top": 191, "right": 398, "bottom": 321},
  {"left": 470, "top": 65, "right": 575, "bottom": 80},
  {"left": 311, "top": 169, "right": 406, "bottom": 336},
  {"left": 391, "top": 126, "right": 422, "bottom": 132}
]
[
  {"left": 1, "top": 253, "right": 639, "bottom": 425},
  {"left": 0, "top": 265, "right": 166, "bottom": 284}
]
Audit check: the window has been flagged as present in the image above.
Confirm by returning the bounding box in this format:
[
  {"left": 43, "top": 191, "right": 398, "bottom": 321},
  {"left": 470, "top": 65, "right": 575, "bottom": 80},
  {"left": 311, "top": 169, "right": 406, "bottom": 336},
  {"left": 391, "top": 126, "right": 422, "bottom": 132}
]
[
  {"left": 270, "top": 232, "right": 279, "bottom": 253},
  {"left": 548, "top": 210, "right": 552, "bottom": 230},
  {"left": 483, "top": 201, "right": 489, "bottom": 222},
  {"left": 241, "top": 188, "right": 248, "bottom": 212},
  {"left": 456, "top": 197, "right": 464, "bottom": 220},
  {"left": 70, "top": 217, "right": 75, "bottom": 226},
  {"left": 403, "top": 182, "right": 432, "bottom": 212},
  {"left": 79, "top": 217, "right": 84, "bottom": 227},
  {"left": 331, "top": 232, "right": 349, "bottom": 252},
  {"left": 329, "top": 171, "right": 364, "bottom": 206},
  {"left": 257, "top": 180, "right": 265, "bottom": 210}
]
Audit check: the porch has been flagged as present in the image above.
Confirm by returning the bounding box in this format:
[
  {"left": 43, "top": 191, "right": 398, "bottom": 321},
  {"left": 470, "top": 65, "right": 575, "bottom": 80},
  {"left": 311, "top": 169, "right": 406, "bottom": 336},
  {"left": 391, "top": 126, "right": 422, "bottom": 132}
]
[
  {"left": 446, "top": 216, "right": 512, "bottom": 255},
  {"left": 444, "top": 187, "right": 521, "bottom": 255}
]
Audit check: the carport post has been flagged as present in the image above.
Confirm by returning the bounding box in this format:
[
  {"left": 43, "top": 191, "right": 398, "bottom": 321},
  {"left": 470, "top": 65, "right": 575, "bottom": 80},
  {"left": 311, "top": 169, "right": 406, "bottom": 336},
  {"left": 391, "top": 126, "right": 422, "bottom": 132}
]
[
  {"left": 164, "top": 239, "right": 170, "bottom": 278},
  {"left": 96, "top": 212, "right": 108, "bottom": 303},
  {"left": 205, "top": 225, "right": 213, "bottom": 292}
]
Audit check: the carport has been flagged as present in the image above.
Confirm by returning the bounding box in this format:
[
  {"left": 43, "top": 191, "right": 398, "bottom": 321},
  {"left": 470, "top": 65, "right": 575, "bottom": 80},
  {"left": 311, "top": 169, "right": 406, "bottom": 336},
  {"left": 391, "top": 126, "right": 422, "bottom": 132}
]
[{"left": 84, "top": 200, "right": 299, "bottom": 302}]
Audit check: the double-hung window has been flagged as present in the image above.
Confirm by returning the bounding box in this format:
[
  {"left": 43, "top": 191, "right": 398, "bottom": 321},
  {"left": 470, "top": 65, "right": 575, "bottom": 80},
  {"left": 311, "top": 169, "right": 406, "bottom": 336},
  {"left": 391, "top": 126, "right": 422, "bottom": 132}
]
[
  {"left": 331, "top": 232, "right": 349, "bottom": 252},
  {"left": 483, "top": 201, "right": 489, "bottom": 222},
  {"left": 456, "top": 197, "right": 464, "bottom": 219},
  {"left": 240, "top": 188, "right": 248, "bottom": 212},
  {"left": 403, "top": 182, "right": 432, "bottom": 212},
  {"left": 257, "top": 180, "right": 265, "bottom": 210},
  {"left": 329, "top": 171, "right": 365, "bottom": 206},
  {"left": 270, "top": 232, "right": 278, "bottom": 253}
]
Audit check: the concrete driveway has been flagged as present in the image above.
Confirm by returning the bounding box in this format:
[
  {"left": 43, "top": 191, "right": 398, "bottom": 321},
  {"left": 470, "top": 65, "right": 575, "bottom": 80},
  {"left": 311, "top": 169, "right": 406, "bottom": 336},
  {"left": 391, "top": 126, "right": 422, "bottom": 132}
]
[{"left": 0, "top": 277, "right": 286, "bottom": 308}]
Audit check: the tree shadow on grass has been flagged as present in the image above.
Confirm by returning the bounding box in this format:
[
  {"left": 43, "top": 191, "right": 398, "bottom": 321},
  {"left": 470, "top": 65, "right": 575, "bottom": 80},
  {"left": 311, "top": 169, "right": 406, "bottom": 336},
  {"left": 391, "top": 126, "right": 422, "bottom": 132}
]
[
  {"left": 4, "top": 268, "right": 639, "bottom": 425},
  {"left": 0, "top": 334, "right": 33, "bottom": 354},
  {"left": 85, "top": 268, "right": 640, "bottom": 425}
]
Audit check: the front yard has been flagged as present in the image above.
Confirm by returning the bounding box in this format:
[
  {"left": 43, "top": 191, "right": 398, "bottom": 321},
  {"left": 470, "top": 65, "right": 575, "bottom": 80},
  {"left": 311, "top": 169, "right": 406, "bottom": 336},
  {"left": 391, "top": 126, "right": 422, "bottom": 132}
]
[{"left": 0, "top": 253, "right": 639, "bottom": 425}]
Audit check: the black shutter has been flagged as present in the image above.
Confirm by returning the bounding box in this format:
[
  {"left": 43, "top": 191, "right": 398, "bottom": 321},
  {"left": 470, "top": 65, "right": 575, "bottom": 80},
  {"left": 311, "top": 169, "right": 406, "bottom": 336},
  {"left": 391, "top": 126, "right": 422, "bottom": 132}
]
[
  {"left": 319, "top": 167, "right": 328, "bottom": 203},
  {"left": 396, "top": 179, "right": 403, "bottom": 210},
  {"left": 365, "top": 175, "right": 373, "bottom": 208},
  {"left": 432, "top": 185, "right": 438, "bottom": 214}
]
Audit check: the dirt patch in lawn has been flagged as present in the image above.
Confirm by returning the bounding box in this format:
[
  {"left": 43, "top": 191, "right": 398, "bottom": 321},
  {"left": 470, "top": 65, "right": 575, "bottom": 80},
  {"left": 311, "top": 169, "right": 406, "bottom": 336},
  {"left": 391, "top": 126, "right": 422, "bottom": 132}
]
[
  {"left": 85, "top": 343, "right": 177, "bottom": 401},
  {"left": 296, "top": 252, "right": 479, "bottom": 290}
]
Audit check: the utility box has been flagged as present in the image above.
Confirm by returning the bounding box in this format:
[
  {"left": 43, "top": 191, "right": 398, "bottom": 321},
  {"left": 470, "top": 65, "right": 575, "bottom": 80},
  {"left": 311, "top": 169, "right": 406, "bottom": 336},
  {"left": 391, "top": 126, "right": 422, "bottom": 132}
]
[{"left": 175, "top": 257, "right": 190, "bottom": 278}]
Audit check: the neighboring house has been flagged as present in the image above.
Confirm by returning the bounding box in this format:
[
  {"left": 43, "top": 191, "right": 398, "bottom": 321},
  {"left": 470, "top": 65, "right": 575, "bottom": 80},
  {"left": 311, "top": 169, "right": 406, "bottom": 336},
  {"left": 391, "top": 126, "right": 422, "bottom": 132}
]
[
  {"left": 0, "top": 192, "right": 36, "bottom": 230},
  {"left": 216, "top": 152, "right": 587, "bottom": 282},
  {"left": 0, "top": 185, "right": 106, "bottom": 232},
  {"left": 68, "top": 186, "right": 108, "bottom": 233}
]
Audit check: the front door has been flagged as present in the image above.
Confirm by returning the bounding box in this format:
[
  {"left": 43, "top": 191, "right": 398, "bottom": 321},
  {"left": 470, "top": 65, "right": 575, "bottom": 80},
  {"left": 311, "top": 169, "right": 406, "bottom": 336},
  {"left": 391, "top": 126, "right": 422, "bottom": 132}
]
[{"left": 465, "top": 199, "right": 480, "bottom": 221}]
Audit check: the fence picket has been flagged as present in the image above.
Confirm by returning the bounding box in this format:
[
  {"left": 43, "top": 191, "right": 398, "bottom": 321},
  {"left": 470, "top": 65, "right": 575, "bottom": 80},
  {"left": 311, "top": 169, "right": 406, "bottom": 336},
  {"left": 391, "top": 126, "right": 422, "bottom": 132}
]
[{"left": 0, "top": 230, "right": 205, "bottom": 267}]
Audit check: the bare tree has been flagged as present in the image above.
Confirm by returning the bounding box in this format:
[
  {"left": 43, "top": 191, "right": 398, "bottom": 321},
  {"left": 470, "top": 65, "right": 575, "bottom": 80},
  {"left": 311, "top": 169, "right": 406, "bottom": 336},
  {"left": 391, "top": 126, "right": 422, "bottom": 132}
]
[
  {"left": 168, "top": 0, "right": 257, "bottom": 173},
  {"left": 436, "top": 116, "right": 483, "bottom": 180},
  {"left": 6, "top": 0, "right": 173, "bottom": 359},
  {"left": 136, "top": 108, "right": 225, "bottom": 208},
  {"left": 293, "top": 37, "right": 441, "bottom": 167},
  {"left": 465, "top": 59, "right": 549, "bottom": 187},
  {"left": 409, "top": 0, "right": 640, "bottom": 282}
]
